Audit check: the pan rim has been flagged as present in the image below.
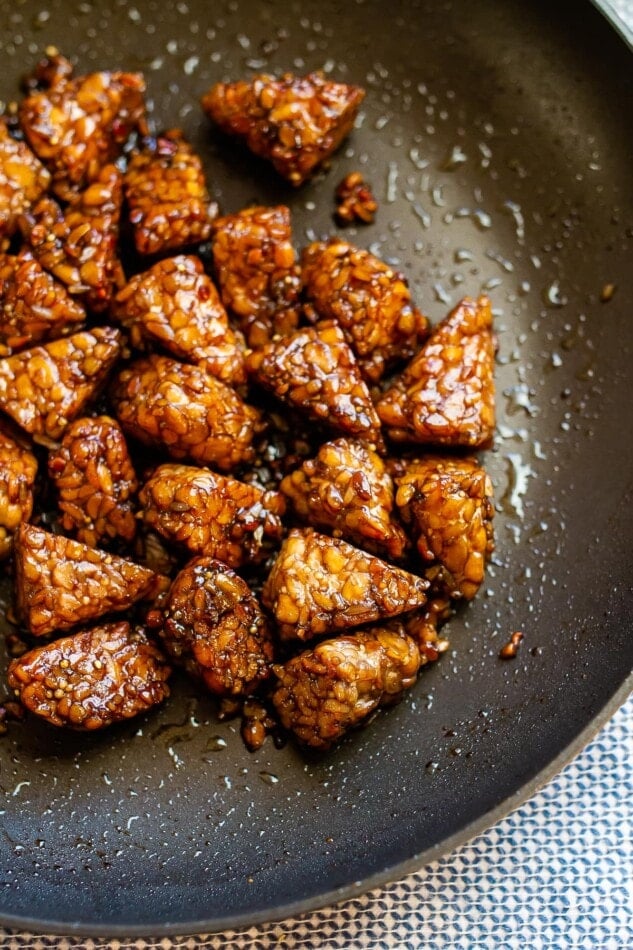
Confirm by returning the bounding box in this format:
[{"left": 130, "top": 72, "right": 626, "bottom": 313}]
[
  {"left": 1, "top": 673, "right": 630, "bottom": 939},
  {"left": 590, "top": 0, "right": 633, "bottom": 46}
]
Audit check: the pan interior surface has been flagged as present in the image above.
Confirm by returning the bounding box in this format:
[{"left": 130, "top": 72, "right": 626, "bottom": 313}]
[{"left": 0, "top": 0, "right": 631, "bottom": 935}]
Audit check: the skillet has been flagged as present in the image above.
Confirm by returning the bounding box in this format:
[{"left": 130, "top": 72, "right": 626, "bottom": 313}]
[{"left": 0, "top": 0, "right": 631, "bottom": 936}]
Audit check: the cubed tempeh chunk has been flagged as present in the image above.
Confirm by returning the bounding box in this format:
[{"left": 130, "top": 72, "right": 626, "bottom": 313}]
[
  {"left": 262, "top": 528, "right": 428, "bottom": 641},
  {"left": 201, "top": 71, "right": 365, "bottom": 186},
  {"left": 272, "top": 624, "right": 420, "bottom": 749},
  {"left": 19, "top": 63, "right": 145, "bottom": 200},
  {"left": 139, "top": 463, "right": 285, "bottom": 568},
  {"left": 8, "top": 621, "right": 170, "bottom": 730},
  {"left": 210, "top": 205, "right": 301, "bottom": 349},
  {"left": 19, "top": 164, "right": 125, "bottom": 312},
  {"left": 153, "top": 557, "right": 272, "bottom": 697},
  {"left": 48, "top": 415, "right": 139, "bottom": 548},
  {"left": 395, "top": 456, "right": 494, "bottom": 600},
  {"left": 0, "top": 326, "right": 122, "bottom": 442},
  {"left": 0, "top": 428, "right": 38, "bottom": 560},
  {"left": 13, "top": 522, "right": 169, "bottom": 637},
  {"left": 301, "top": 240, "right": 429, "bottom": 382},
  {"left": 0, "top": 251, "right": 86, "bottom": 355},
  {"left": 376, "top": 295, "right": 495, "bottom": 447},
  {"left": 0, "top": 118, "right": 51, "bottom": 242},
  {"left": 124, "top": 130, "right": 215, "bottom": 256},
  {"left": 280, "top": 438, "right": 407, "bottom": 559},
  {"left": 111, "top": 354, "right": 262, "bottom": 472},
  {"left": 112, "top": 255, "right": 245, "bottom": 385},
  {"left": 246, "top": 321, "right": 383, "bottom": 446}
]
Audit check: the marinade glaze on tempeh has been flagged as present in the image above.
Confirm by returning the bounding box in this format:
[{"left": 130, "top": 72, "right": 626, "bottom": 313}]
[{"left": 0, "top": 52, "right": 497, "bottom": 752}]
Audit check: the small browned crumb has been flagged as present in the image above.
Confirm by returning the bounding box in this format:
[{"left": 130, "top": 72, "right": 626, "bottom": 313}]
[
  {"left": 5, "top": 632, "right": 29, "bottom": 659},
  {"left": 499, "top": 630, "right": 524, "bottom": 659},
  {"left": 0, "top": 118, "right": 51, "bottom": 241},
  {"left": 272, "top": 624, "right": 420, "bottom": 749},
  {"left": 124, "top": 130, "right": 215, "bottom": 256},
  {"left": 301, "top": 239, "right": 429, "bottom": 382},
  {"left": 0, "top": 251, "right": 86, "bottom": 356},
  {"left": 139, "top": 463, "right": 285, "bottom": 568},
  {"left": 201, "top": 71, "right": 365, "bottom": 186},
  {"left": 395, "top": 456, "right": 494, "bottom": 600},
  {"left": 21, "top": 48, "right": 74, "bottom": 92},
  {"left": 376, "top": 295, "right": 496, "bottom": 447},
  {"left": 246, "top": 321, "right": 383, "bottom": 445},
  {"left": 8, "top": 621, "right": 171, "bottom": 730},
  {"left": 240, "top": 698, "right": 276, "bottom": 752},
  {"left": 280, "top": 438, "right": 408, "bottom": 559},
  {"left": 13, "top": 522, "right": 169, "bottom": 638},
  {"left": 48, "top": 415, "right": 139, "bottom": 548},
  {"left": 112, "top": 255, "right": 245, "bottom": 385},
  {"left": 0, "top": 326, "right": 122, "bottom": 442},
  {"left": 156, "top": 557, "right": 273, "bottom": 697},
  {"left": 335, "top": 172, "right": 378, "bottom": 224},
  {"left": 262, "top": 527, "right": 428, "bottom": 641},
  {"left": 19, "top": 163, "right": 125, "bottom": 313},
  {"left": 0, "top": 699, "right": 26, "bottom": 727},
  {"left": 600, "top": 283, "right": 616, "bottom": 303},
  {"left": 19, "top": 62, "right": 145, "bottom": 200},
  {"left": 0, "top": 428, "right": 38, "bottom": 560},
  {"left": 111, "top": 354, "right": 262, "bottom": 472},
  {"left": 210, "top": 205, "right": 301, "bottom": 349}
]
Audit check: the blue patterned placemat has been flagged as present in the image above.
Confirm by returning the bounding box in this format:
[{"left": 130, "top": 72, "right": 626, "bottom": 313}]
[{"left": 2, "top": 693, "right": 631, "bottom": 949}]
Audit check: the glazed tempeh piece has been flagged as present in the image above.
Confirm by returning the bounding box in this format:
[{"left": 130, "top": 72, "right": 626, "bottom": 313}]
[
  {"left": 125, "top": 130, "right": 215, "bottom": 256},
  {"left": 48, "top": 415, "right": 139, "bottom": 548},
  {"left": 201, "top": 71, "right": 365, "bottom": 186},
  {"left": 0, "top": 251, "right": 86, "bottom": 355},
  {"left": 0, "top": 326, "right": 122, "bottom": 442},
  {"left": 280, "top": 438, "right": 407, "bottom": 559},
  {"left": 376, "top": 296, "right": 495, "bottom": 447},
  {"left": 210, "top": 205, "right": 301, "bottom": 349},
  {"left": 8, "top": 621, "right": 171, "bottom": 730},
  {"left": 301, "top": 240, "right": 429, "bottom": 382},
  {"left": 19, "top": 62, "right": 145, "bottom": 200},
  {"left": 272, "top": 624, "right": 420, "bottom": 749},
  {"left": 246, "top": 321, "right": 383, "bottom": 445},
  {"left": 13, "top": 523, "right": 169, "bottom": 637},
  {"left": 154, "top": 557, "right": 272, "bottom": 697},
  {"left": 0, "top": 428, "right": 38, "bottom": 560},
  {"left": 139, "top": 463, "right": 285, "bottom": 568},
  {"left": 112, "top": 255, "right": 245, "bottom": 385},
  {"left": 111, "top": 354, "right": 262, "bottom": 472},
  {"left": 395, "top": 456, "right": 494, "bottom": 600},
  {"left": 0, "top": 118, "right": 51, "bottom": 242},
  {"left": 20, "top": 164, "right": 125, "bottom": 312},
  {"left": 262, "top": 528, "right": 428, "bottom": 641}
]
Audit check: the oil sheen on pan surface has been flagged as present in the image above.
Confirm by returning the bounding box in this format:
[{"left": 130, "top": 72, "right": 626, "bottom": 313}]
[{"left": 0, "top": 0, "right": 631, "bottom": 936}]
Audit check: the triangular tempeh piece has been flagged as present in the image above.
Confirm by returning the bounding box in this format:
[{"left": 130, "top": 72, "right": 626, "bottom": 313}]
[
  {"left": 14, "top": 522, "right": 169, "bottom": 637},
  {"left": 262, "top": 528, "right": 428, "bottom": 641},
  {"left": 0, "top": 327, "right": 121, "bottom": 441}
]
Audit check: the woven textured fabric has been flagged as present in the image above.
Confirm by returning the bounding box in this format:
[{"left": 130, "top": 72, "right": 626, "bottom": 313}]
[{"left": 2, "top": 693, "right": 631, "bottom": 949}]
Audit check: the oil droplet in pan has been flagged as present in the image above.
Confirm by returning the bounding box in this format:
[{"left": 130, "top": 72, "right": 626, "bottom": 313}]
[
  {"left": 205, "top": 736, "right": 227, "bottom": 752},
  {"left": 259, "top": 772, "right": 280, "bottom": 786},
  {"left": 501, "top": 453, "right": 535, "bottom": 520}
]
